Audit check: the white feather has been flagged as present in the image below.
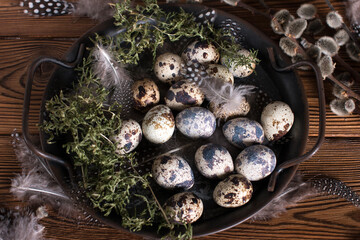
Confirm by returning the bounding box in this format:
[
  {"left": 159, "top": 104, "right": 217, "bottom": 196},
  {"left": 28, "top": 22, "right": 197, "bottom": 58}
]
[
  {"left": 199, "top": 77, "right": 255, "bottom": 116},
  {"left": 0, "top": 208, "right": 46, "bottom": 240},
  {"left": 72, "top": 0, "right": 118, "bottom": 21}
]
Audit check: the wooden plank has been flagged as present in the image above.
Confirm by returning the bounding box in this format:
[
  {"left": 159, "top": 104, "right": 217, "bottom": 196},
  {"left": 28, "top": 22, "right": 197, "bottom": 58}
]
[{"left": 1, "top": 136, "right": 359, "bottom": 239}]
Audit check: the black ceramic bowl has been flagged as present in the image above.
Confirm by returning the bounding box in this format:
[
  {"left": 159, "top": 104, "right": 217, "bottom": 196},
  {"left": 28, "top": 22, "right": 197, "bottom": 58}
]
[{"left": 23, "top": 3, "right": 326, "bottom": 238}]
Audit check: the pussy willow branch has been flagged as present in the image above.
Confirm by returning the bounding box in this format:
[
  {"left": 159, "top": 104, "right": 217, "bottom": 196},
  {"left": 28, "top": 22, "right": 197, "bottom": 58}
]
[
  {"left": 324, "top": 0, "right": 360, "bottom": 50},
  {"left": 225, "top": 0, "right": 360, "bottom": 101}
]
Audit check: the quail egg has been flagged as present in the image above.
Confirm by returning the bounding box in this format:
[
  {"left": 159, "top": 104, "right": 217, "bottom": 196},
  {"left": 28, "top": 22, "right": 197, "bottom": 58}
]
[
  {"left": 261, "top": 101, "right": 294, "bottom": 141},
  {"left": 164, "top": 192, "right": 203, "bottom": 224},
  {"left": 176, "top": 107, "right": 216, "bottom": 139},
  {"left": 142, "top": 105, "right": 175, "bottom": 144},
  {"left": 222, "top": 118, "right": 264, "bottom": 149},
  {"left": 154, "top": 53, "right": 183, "bottom": 84},
  {"left": 112, "top": 119, "right": 142, "bottom": 155},
  {"left": 209, "top": 99, "right": 250, "bottom": 121},
  {"left": 132, "top": 78, "right": 160, "bottom": 111},
  {"left": 152, "top": 154, "right": 194, "bottom": 190},
  {"left": 221, "top": 49, "right": 256, "bottom": 78},
  {"left": 165, "top": 80, "right": 205, "bottom": 111},
  {"left": 206, "top": 64, "right": 234, "bottom": 85},
  {"left": 235, "top": 145, "right": 276, "bottom": 181},
  {"left": 182, "top": 41, "right": 220, "bottom": 64},
  {"left": 213, "top": 174, "right": 253, "bottom": 208},
  {"left": 195, "top": 143, "right": 234, "bottom": 179}
]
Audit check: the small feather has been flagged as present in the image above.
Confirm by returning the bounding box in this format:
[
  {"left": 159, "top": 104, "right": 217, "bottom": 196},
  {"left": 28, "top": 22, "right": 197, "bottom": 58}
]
[
  {"left": 0, "top": 207, "right": 46, "bottom": 240},
  {"left": 326, "top": 11, "right": 343, "bottom": 29},
  {"left": 199, "top": 78, "right": 255, "bottom": 117},
  {"left": 250, "top": 173, "right": 316, "bottom": 221},
  {"left": 71, "top": 0, "right": 118, "bottom": 21},
  {"left": 92, "top": 44, "right": 134, "bottom": 115},
  {"left": 19, "top": 0, "right": 72, "bottom": 17}
]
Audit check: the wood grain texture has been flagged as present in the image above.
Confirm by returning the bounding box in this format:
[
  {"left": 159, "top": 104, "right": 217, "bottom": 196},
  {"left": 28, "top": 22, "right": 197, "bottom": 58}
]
[
  {"left": 1, "top": 136, "right": 359, "bottom": 239},
  {"left": 1, "top": 0, "right": 360, "bottom": 239}
]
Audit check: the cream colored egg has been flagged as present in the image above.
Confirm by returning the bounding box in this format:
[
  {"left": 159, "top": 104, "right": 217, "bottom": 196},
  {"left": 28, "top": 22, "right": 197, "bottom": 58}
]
[
  {"left": 206, "top": 64, "right": 234, "bottom": 85},
  {"left": 154, "top": 53, "right": 183, "bottom": 84},
  {"left": 132, "top": 78, "right": 160, "bottom": 111},
  {"left": 165, "top": 80, "right": 204, "bottom": 111},
  {"left": 213, "top": 174, "right": 253, "bottom": 208},
  {"left": 221, "top": 49, "right": 256, "bottom": 78},
  {"left": 142, "top": 105, "right": 175, "bottom": 144},
  {"left": 261, "top": 101, "right": 294, "bottom": 141},
  {"left": 112, "top": 119, "right": 142, "bottom": 155},
  {"left": 182, "top": 41, "right": 220, "bottom": 64},
  {"left": 164, "top": 192, "right": 203, "bottom": 224}
]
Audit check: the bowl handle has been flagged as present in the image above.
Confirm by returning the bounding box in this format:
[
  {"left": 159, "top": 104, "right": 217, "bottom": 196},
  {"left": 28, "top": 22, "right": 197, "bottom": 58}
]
[
  {"left": 22, "top": 43, "right": 85, "bottom": 181},
  {"left": 266, "top": 47, "right": 326, "bottom": 192}
]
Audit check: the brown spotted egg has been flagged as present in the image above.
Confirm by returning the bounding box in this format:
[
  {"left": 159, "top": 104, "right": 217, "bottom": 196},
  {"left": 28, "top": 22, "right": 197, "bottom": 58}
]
[
  {"left": 209, "top": 99, "right": 250, "bottom": 121},
  {"left": 152, "top": 154, "right": 194, "bottom": 190},
  {"left": 221, "top": 49, "right": 256, "bottom": 78},
  {"left": 206, "top": 64, "right": 234, "bottom": 85},
  {"left": 195, "top": 143, "right": 234, "bottom": 179},
  {"left": 165, "top": 80, "right": 205, "bottom": 111},
  {"left": 112, "top": 119, "right": 142, "bottom": 155},
  {"left": 164, "top": 192, "right": 203, "bottom": 224},
  {"left": 132, "top": 78, "right": 160, "bottom": 111},
  {"left": 213, "top": 174, "right": 253, "bottom": 208},
  {"left": 142, "top": 105, "right": 175, "bottom": 144},
  {"left": 182, "top": 41, "right": 220, "bottom": 64},
  {"left": 261, "top": 101, "right": 294, "bottom": 141},
  {"left": 154, "top": 53, "right": 183, "bottom": 84},
  {"left": 235, "top": 145, "right": 276, "bottom": 181}
]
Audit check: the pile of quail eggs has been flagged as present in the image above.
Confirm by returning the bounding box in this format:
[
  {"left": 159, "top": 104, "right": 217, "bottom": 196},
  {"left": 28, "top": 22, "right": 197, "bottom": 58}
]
[{"left": 113, "top": 40, "right": 295, "bottom": 225}]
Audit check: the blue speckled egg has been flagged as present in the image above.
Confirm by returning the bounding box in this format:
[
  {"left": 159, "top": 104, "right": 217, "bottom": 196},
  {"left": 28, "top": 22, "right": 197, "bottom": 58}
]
[
  {"left": 152, "top": 154, "right": 194, "bottom": 190},
  {"left": 222, "top": 118, "right": 264, "bottom": 149},
  {"left": 176, "top": 107, "right": 216, "bottom": 139},
  {"left": 235, "top": 145, "right": 277, "bottom": 181},
  {"left": 195, "top": 143, "right": 234, "bottom": 179}
]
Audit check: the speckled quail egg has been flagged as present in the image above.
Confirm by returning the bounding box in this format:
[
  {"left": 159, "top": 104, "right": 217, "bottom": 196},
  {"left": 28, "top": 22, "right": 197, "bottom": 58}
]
[
  {"left": 132, "top": 78, "right": 160, "bottom": 111},
  {"left": 195, "top": 143, "right": 234, "bottom": 179},
  {"left": 112, "top": 119, "right": 142, "bottom": 155},
  {"left": 235, "top": 145, "right": 276, "bottom": 181},
  {"left": 142, "top": 105, "right": 175, "bottom": 144},
  {"left": 165, "top": 80, "right": 205, "bottom": 111},
  {"left": 221, "top": 49, "right": 256, "bottom": 78},
  {"left": 154, "top": 53, "right": 183, "bottom": 84},
  {"left": 182, "top": 41, "right": 220, "bottom": 64},
  {"left": 152, "top": 154, "right": 194, "bottom": 190},
  {"left": 261, "top": 101, "right": 294, "bottom": 141},
  {"left": 206, "top": 64, "right": 234, "bottom": 85},
  {"left": 176, "top": 107, "right": 216, "bottom": 139},
  {"left": 209, "top": 99, "right": 250, "bottom": 121},
  {"left": 213, "top": 174, "right": 253, "bottom": 208},
  {"left": 164, "top": 192, "right": 203, "bottom": 224},
  {"left": 222, "top": 118, "right": 264, "bottom": 149}
]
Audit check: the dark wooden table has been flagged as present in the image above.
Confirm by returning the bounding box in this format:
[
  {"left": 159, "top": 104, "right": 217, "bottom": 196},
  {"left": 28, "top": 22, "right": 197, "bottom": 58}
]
[{"left": 1, "top": 0, "right": 360, "bottom": 239}]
